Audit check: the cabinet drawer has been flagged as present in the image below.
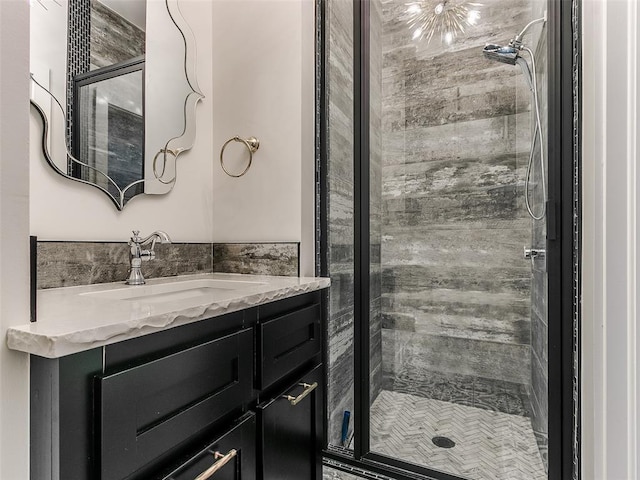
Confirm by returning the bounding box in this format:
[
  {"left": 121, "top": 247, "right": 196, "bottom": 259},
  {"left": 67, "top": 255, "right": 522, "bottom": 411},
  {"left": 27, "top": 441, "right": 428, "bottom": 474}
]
[
  {"left": 98, "top": 329, "right": 253, "bottom": 480},
  {"left": 257, "top": 304, "right": 321, "bottom": 390},
  {"left": 257, "top": 364, "right": 323, "bottom": 480},
  {"left": 104, "top": 310, "right": 249, "bottom": 373},
  {"left": 163, "top": 413, "right": 256, "bottom": 480}
]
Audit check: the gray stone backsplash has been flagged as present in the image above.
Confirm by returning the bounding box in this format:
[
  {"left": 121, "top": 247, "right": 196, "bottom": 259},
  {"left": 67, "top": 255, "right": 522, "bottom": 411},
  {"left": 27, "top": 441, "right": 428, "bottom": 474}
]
[
  {"left": 213, "top": 243, "right": 299, "bottom": 277},
  {"left": 36, "top": 241, "right": 299, "bottom": 289}
]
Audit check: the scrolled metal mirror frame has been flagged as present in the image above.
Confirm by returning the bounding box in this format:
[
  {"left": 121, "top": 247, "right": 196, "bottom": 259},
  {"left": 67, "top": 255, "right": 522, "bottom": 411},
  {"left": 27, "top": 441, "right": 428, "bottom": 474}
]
[{"left": 30, "top": 0, "right": 204, "bottom": 210}]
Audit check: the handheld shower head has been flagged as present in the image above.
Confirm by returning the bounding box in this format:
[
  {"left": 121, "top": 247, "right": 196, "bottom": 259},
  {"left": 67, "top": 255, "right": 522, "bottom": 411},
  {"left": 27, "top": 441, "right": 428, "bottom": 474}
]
[
  {"left": 480, "top": 28, "right": 547, "bottom": 221},
  {"left": 482, "top": 44, "right": 519, "bottom": 65},
  {"left": 515, "top": 57, "right": 534, "bottom": 91}
]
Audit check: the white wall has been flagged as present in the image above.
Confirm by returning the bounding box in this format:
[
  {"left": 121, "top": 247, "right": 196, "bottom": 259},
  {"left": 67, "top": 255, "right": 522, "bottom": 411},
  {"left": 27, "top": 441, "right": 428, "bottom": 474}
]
[
  {"left": 582, "top": 0, "right": 640, "bottom": 478},
  {"left": 210, "top": 0, "right": 316, "bottom": 275},
  {"left": 299, "top": 0, "right": 316, "bottom": 277},
  {"left": 0, "top": 0, "right": 31, "bottom": 478},
  {"left": 29, "top": 0, "right": 317, "bottom": 276},
  {"left": 29, "top": 0, "right": 215, "bottom": 243},
  {"left": 30, "top": 0, "right": 67, "bottom": 169}
]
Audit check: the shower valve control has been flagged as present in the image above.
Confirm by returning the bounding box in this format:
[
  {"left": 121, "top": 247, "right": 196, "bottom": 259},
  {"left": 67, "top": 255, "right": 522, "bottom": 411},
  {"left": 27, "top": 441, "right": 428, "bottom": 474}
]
[{"left": 524, "top": 247, "right": 546, "bottom": 260}]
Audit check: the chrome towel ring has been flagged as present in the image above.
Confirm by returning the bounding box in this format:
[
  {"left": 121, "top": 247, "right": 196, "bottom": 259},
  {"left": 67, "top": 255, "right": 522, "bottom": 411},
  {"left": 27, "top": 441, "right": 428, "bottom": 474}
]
[{"left": 220, "top": 136, "right": 260, "bottom": 177}]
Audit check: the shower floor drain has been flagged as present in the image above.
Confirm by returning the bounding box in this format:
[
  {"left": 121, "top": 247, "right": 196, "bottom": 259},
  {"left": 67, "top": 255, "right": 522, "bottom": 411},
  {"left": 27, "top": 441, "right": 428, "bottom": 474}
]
[{"left": 432, "top": 436, "right": 456, "bottom": 448}]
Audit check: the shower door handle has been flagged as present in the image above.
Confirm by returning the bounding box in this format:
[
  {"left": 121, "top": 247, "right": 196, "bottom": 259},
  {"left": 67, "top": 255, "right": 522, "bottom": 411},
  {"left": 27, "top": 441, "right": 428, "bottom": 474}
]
[{"left": 524, "top": 247, "right": 546, "bottom": 260}]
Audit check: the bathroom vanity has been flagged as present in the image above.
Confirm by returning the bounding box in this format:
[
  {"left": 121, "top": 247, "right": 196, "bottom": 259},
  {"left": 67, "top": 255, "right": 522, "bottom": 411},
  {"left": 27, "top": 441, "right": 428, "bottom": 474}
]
[{"left": 7, "top": 274, "right": 329, "bottom": 480}]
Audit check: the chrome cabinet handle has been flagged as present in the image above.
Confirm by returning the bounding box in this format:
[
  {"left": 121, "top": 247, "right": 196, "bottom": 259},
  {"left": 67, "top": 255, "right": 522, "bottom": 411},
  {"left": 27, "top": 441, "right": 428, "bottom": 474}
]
[
  {"left": 282, "top": 382, "right": 318, "bottom": 406},
  {"left": 194, "top": 449, "right": 237, "bottom": 480}
]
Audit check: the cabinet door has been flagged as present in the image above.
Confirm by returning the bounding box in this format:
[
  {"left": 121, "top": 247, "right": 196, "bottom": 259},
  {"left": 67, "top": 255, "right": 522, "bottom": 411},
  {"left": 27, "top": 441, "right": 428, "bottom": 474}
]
[
  {"left": 256, "top": 364, "right": 323, "bottom": 480},
  {"left": 98, "top": 329, "right": 253, "bottom": 480},
  {"left": 163, "top": 413, "right": 256, "bottom": 480}
]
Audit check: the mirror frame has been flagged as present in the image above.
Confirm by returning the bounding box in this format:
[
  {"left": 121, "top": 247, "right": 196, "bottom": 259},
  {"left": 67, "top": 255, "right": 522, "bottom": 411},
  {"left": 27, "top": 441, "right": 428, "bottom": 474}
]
[{"left": 30, "top": 0, "right": 204, "bottom": 210}]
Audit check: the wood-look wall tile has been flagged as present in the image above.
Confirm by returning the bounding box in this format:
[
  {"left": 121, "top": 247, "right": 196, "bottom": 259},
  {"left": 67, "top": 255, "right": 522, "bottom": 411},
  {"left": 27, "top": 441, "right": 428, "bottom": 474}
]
[
  {"left": 213, "top": 243, "right": 298, "bottom": 277},
  {"left": 37, "top": 242, "right": 213, "bottom": 289}
]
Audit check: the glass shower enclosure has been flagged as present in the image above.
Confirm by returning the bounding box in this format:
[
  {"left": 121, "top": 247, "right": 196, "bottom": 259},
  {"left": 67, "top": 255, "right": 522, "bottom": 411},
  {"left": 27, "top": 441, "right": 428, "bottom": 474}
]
[{"left": 324, "top": 0, "right": 554, "bottom": 479}]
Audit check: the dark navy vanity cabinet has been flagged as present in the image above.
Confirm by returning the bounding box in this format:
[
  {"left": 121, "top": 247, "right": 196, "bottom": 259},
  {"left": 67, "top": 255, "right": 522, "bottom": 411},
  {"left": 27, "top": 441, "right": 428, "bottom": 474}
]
[
  {"left": 257, "top": 364, "right": 323, "bottom": 480},
  {"left": 30, "top": 291, "right": 324, "bottom": 480}
]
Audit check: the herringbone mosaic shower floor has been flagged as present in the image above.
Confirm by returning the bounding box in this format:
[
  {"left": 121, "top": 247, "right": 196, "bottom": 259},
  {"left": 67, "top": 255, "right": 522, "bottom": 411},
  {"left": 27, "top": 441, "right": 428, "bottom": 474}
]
[{"left": 370, "top": 390, "right": 547, "bottom": 480}]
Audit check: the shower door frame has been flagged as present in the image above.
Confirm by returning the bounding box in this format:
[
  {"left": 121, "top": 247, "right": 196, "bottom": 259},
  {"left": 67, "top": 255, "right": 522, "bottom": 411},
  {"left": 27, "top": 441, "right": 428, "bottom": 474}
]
[{"left": 319, "top": 0, "right": 580, "bottom": 479}]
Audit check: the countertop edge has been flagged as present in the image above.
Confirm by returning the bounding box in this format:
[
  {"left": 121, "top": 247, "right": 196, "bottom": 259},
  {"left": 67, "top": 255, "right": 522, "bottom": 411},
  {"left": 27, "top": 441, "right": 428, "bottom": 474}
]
[{"left": 7, "top": 276, "right": 330, "bottom": 359}]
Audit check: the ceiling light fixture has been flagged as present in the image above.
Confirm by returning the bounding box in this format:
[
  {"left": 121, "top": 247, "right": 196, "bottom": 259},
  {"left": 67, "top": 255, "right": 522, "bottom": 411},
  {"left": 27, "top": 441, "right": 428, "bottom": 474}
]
[{"left": 405, "top": 0, "right": 483, "bottom": 45}]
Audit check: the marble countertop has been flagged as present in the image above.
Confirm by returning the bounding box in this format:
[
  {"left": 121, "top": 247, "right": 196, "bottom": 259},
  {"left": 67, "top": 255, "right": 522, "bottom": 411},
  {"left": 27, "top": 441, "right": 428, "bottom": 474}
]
[{"left": 7, "top": 273, "right": 330, "bottom": 359}]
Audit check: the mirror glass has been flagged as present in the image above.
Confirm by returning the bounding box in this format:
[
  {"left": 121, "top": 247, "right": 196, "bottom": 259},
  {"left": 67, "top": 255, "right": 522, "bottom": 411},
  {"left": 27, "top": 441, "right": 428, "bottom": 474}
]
[{"left": 30, "top": 0, "right": 203, "bottom": 209}]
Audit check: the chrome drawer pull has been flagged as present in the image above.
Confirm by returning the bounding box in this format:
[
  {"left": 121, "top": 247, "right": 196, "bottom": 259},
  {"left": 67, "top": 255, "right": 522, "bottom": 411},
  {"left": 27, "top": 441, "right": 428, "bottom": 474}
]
[
  {"left": 283, "top": 382, "right": 318, "bottom": 406},
  {"left": 194, "top": 449, "right": 237, "bottom": 480}
]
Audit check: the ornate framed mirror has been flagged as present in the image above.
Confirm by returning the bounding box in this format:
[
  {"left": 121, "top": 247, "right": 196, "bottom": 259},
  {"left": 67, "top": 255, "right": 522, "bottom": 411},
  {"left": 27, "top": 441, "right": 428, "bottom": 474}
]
[{"left": 30, "top": 0, "right": 203, "bottom": 210}]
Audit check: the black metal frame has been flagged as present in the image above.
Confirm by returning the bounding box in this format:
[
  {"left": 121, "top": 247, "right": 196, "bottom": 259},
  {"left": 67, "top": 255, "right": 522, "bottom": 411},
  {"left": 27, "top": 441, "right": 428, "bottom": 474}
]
[
  {"left": 316, "top": 0, "right": 331, "bottom": 463},
  {"left": 319, "top": 0, "right": 581, "bottom": 478},
  {"left": 71, "top": 56, "right": 146, "bottom": 185},
  {"left": 571, "top": 0, "right": 582, "bottom": 475},
  {"left": 546, "top": 1, "right": 579, "bottom": 479},
  {"left": 352, "top": 0, "right": 371, "bottom": 461}
]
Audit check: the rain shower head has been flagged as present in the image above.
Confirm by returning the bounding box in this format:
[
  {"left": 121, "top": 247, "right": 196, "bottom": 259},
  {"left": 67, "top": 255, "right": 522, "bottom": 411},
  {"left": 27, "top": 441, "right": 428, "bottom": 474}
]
[{"left": 482, "top": 44, "right": 519, "bottom": 65}]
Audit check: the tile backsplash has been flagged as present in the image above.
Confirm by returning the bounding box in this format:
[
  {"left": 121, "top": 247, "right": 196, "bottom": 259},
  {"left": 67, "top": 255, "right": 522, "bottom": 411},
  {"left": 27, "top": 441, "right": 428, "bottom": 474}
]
[
  {"left": 213, "top": 243, "right": 299, "bottom": 277},
  {"left": 36, "top": 241, "right": 299, "bottom": 289}
]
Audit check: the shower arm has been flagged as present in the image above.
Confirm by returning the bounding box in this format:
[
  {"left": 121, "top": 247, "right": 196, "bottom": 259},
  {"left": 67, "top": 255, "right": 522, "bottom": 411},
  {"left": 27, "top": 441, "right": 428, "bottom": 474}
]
[{"left": 510, "top": 13, "right": 547, "bottom": 49}]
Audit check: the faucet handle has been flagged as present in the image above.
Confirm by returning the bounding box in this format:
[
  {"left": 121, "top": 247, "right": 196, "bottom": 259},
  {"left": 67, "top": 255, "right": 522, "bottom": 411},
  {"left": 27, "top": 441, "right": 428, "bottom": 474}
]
[{"left": 130, "top": 230, "right": 142, "bottom": 245}]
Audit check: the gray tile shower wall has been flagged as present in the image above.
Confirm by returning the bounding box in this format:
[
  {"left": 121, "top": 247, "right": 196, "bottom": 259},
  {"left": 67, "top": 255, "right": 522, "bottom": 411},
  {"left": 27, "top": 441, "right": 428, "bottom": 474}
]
[
  {"left": 326, "top": 0, "right": 356, "bottom": 446},
  {"left": 325, "top": 0, "right": 384, "bottom": 445},
  {"left": 380, "top": 0, "right": 534, "bottom": 388},
  {"left": 370, "top": 0, "right": 384, "bottom": 406},
  {"left": 527, "top": 0, "right": 549, "bottom": 470},
  {"left": 212, "top": 243, "right": 299, "bottom": 276},
  {"left": 36, "top": 241, "right": 299, "bottom": 289}
]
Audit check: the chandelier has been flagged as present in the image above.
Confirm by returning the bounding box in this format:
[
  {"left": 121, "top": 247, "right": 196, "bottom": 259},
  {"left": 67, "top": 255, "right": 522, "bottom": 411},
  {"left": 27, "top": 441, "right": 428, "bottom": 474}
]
[{"left": 405, "top": 0, "right": 483, "bottom": 45}]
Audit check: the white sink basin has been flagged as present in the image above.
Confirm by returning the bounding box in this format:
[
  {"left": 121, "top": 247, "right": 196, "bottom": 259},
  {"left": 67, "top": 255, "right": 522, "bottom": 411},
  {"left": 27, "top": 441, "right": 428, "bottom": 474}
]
[{"left": 80, "top": 278, "right": 266, "bottom": 303}]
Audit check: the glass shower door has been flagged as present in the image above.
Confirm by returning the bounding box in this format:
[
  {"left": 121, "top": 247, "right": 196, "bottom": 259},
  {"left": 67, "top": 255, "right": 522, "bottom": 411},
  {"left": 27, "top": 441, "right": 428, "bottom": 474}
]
[{"left": 367, "top": 1, "right": 549, "bottom": 479}]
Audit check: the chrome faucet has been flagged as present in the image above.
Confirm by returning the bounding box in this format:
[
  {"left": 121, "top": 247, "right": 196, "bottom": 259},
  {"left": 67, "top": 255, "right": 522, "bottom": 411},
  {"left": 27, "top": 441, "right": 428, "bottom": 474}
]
[{"left": 126, "top": 230, "right": 172, "bottom": 285}]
